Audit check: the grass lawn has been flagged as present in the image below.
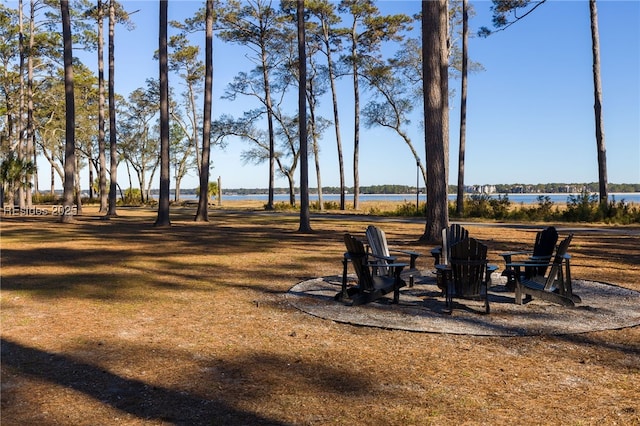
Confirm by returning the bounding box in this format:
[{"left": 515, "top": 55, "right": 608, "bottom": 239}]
[{"left": 2, "top": 203, "right": 639, "bottom": 425}]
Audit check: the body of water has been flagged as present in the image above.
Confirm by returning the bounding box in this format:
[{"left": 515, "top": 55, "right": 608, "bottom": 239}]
[{"left": 213, "top": 192, "right": 640, "bottom": 205}]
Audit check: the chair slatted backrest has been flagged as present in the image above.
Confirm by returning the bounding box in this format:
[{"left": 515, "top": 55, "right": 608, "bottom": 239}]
[
  {"left": 542, "top": 233, "right": 573, "bottom": 291},
  {"left": 344, "top": 233, "right": 374, "bottom": 291},
  {"left": 450, "top": 237, "right": 488, "bottom": 298},
  {"left": 533, "top": 226, "right": 559, "bottom": 257},
  {"left": 527, "top": 226, "right": 559, "bottom": 278},
  {"left": 442, "top": 224, "right": 469, "bottom": 266},
  {"left": 365, "top": 225, "right": 391, "bottom": 275}
]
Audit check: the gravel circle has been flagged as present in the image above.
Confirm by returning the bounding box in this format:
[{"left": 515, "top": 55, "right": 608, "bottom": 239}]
[{"left": 286, "top": 272, "right": 640, "bottom": 336}]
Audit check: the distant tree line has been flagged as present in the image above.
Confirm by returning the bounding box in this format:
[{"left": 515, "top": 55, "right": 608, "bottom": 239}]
[
  {"left": 174, "top": 182, "right": 637, "bottom": 196},
  {"left": 491, "top": 183, "right": 639, "bottom": 194}
]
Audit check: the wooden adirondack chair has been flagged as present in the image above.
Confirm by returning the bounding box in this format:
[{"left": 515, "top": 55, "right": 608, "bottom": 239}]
[
  {"left": 507, "top": 234, "right": 581, "bottom": 307},
  {"left": 436, "top": 237, "right": 496, "bottom": 314},
  {"left": 365, "top": 225, "right": 421, "bottom": 280},
  {"left": 431, "top": 224, "right": 469, "bottom": 293},
  {"left": 500, "top": 226, "right": 559, "bottom": 290},
  {"left": 431, "top": 224, "right": 469, "bottom": 266},
  {"left": 336, "top": 233, "right": 407, "bottom": 306}
]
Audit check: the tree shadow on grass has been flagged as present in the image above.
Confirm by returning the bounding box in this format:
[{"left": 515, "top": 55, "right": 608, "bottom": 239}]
[
  {"left": 1, "top": 337, "right": 373, "bottom": 425},
  {"left": 2, "top": 338, "right": 254, "bottom": 425}
]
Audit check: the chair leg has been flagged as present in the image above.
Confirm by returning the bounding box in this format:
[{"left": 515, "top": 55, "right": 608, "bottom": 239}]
[
  {"left": 392, "top": 268, "right": 403, "bottom": 304},
  {"left": 483, "top": 281, "right": 490, "bottom": 313},
  {"left": 409, "top": 254, "right": 417, "bottom": 269},
  {"left": 515, "top": 282, "right": 523, "bottom": 305},
  {"left": 335, "top": 257, "right": 350, "bottom": 301},
  {"left": 445, "top": 279, "right": 453, "bottom": 314}
]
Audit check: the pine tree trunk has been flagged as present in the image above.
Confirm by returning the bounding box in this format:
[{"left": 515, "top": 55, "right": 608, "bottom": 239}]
[
  {"left": 106, "top": 0, "right": 118, "bottom": 217},
  {"left": 154, "top": 0, "right": 171, "bottom": 227},
  {"left": 456, "top": 0, "right": 468, "bottom": 215},
  {"left": 421, "top": 0, "right": 449, "bottom": 242},
  {"left": 97, "top": 0, "right": 108, "bottom": 212},
  {"left": 60, "top": 0, "right": 75, "bottom": 223},
  {"left": 195, "top": 0, "right": 214, "bottom": 222},
  {"left": 297, "top": 0, "right": 311, "bottom": 233},
  {"left": 589, "top": 0, "right": 608, "bottom": 203},
  {"left": 323, "top": 22, "right": 345, "bottom": 210}
]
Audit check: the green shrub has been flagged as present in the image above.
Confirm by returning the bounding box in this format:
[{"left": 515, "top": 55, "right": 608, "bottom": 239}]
[
  {"left": 508, "top": 206, "right": 531, "bottom": 221},
  {"left": 249, "top": 190, "right": 640, "bottom": 224},
  {"left": 81, "top": 196, "right": 101, "bottom": 205},
  {"left": 563, "top": 190, "right": 599, "bottom": 222},
  {"left": 448, "top": 200, "right": 459, "bottom": 218},
  {"left": 535, "top": 195, "right": 554, "bottom": 217},
  {"left": 599, "top": 198, "right": 640, "bottom": 224},
  {"left": 375, "top": 202, "right": 425, "bottom": 217},
  {"left": 367, "top": 205, "right": 382, "bottom": 216},
  {"left": 519, "top": 195, "right": 557, "bottom": 221},
  {"left": 32, "top": 192, "right": 60, "bottom": 204},
  {"left": 195, "top": 182, "right": 219, "bottom": 201},
  {"left": 466, "top": 194, "right": 492, "bottom": 218},
  {"left": 270, "top": 201, "right": 297, "bottom": 211},
  {"left": 393, "top": 202, "right": 422, "bottom": 217},
  {"left": 307, "top": 200, "right": 343, "bottom": 211},
  {"left": 489, "top": 194, "right": 511, "bottom": 219},
  {"left": 120, "top": 188, "right": 143, "bottom": 206},
  {"left": 447, "top": 191, "right": 640, "bottom": 224},
  {"left": 323, "top": 200, "right": 341, "bottom": 210}
]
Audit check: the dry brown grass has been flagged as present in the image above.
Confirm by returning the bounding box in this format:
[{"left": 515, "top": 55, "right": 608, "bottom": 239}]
[{"left": 1, "top": 203, "right": 639, "bottom": 425}]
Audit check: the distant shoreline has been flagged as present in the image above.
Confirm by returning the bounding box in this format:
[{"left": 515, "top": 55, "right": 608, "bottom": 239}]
[{"left": 207, "top": 192, "right": 640, "bottom": 205}]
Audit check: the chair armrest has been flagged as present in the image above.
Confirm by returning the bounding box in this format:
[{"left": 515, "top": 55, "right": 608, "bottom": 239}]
[
  {"left": 431, "top": 247, "right": 443, "bottom": 266},
  {"left": 371, "top": 262, "right": 408, "bottom": 268},
  {"left": 370, "top": 262, "right": 408, "bottom": 276},
  {"left": 529, "top": 255, "right": 552, "bottom": 261},
  {"left": 500, "top": 251, "right": 533, "bottom": 265},
  {"left": 500, "top": 250, "right": 532, "bottom": 258},
  {"left": 369, "top": 253, "right": 397, "bottom": 262},
  {"left": 506, "top": 254, "right": 571, "bottom": 267},
  {"left": 390, "top": 248, "right": 421, "bottom": 257},
  {"left": 389, "top": 248, "right": 420, "bottom": 268},
  {"left": 505, "top": 262, "right": 552, "bottom": 268}
]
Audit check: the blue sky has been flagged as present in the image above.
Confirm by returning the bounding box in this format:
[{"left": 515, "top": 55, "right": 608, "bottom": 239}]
[{"left": 24, "top": 0, "right": 640, "bottom": 190}]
